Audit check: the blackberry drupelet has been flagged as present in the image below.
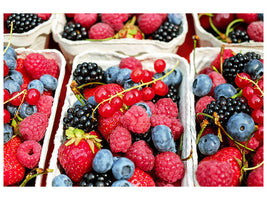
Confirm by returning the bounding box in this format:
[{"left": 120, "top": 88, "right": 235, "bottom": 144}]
[
  {"left": 152, "top": 21, "right": 180, "bottom": 42},
  {"left": 79, "top": 170, "right": 115, "bottom": 187},
  {"left": 62, "top": 22, "right": 88, "bottom": 41},
  {"left": 228, "top": 29, "right": 250, "bottom": 43},
  {"left": 5, "top": 13, "right": 44, "bottom": 33},
  {"left": 63, "top": 102, "right": 98, "bottom": 133},
  {"left": 165, "top": 85, "right": 180, "bottom": 104},
  {"left": 222, "top": 52, "right": 261, "bottom": 86},
  {"left": 203, "top": 96, "right": 251, "bottom": 127},
  {"left": 73, "top": 62, "right": 105, "bottom": 85}
]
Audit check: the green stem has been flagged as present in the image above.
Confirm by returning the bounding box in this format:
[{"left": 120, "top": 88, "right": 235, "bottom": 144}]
[
  {"left": 209, "top": 16, "right": 225, "bottom": 39},
  {"left": 225, "top": 19, "right": 245, "bottom": 38},
  {"left": 243, "top": 161, "right": 264, "bottom": 171},
  {"left": 77, "top": 82, "right": 105, "bottom": 90},
  {"left": 19, "top": 168, "right": 53, "bottom": 187},
  {"left": 3, "top": 22, "right": 13, "bottom": 55}
]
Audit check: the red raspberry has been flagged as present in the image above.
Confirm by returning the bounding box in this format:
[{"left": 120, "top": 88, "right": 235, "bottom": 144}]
[
  {"left": 119, "top": 56, "right": 143, "bottom": 70},
  {"left": 150, "top": 114, "right": 172, "bottom": 128},
  {"left": 16, "top": 140, "right": 42, "bottom": 169},
  {"left": 47, "top": 58, "right": 60, "bottom": 79},
  {"left": 208, "top": 71, "right": 226, "bottom": 96},
  {"left": 195, "top": 96, "right": 215, "bottom": 121},
  {"left": 120, "top": 105, "right": 150, "bottom": 134},
  {"left": 143, "top": 101, "right": 155, "bottom": 114},
  {"left": 126, "top": 140, "right": 155, "bottom": 171},
  {"left": 36, "top": 95, "right": 54, "bottom": 118},
  {"left": 247, "top": 21, "right": 264, "bottom": 42},
  {"left": 154, "top": 151, "right": 185, "bottom": 183},
  {"left": 74, "top": 13, "right": 98, "bottom": 29},
  {"left": 253, "top": 146, "right": 263, "bottom": 167},
  {"left": 19, "top": 112, "right": 49, "bottom": 142},
  {"left": 154, "top": 98, "right": 178, "bottom": 118},
  {"left": 156, "top": 179, "right": 181, "bottom": 187},
  {"left": 83, "top": 85, "right": 101, "bottom": 100},
  {"left": 236, "top": 13, "right": 259, "bottom": 24},
  {"left": 109, "top": 126, "right": 132, "bottom": 153},
  {"left": 36, "top": 13, "right": 51, "bottom": 20},
  {"left": 97, "top": 110, "right": 124, "bottom": 142},
  {"left": 16, "top": 58, "right": 32, "bottom": 90},
  {"left": 247, "top": 165, "right": 263, "bottom": 186},
  {"left": 229, "top": 135, "right": 259, "bottom": 155},
  {"left": 138, "top": 13, "right": 163, "bottom": 35},
  {"left": 170, "top": 118, "right": 184, "bottom": 141},
  {"left": 196, "top": 160, "right": 233, "bottom": 186},
  {"left": 210, "top": 49, "right": 234, "bottom": 73},
  {"left": 101, "top": 13, "right": 129, "bottom": 32},
  {"left": 88, "top": 23, "right": 114, "bottom": 39},
  {"left": 254, "top": 125, "right": 263, "bottom": 145}
]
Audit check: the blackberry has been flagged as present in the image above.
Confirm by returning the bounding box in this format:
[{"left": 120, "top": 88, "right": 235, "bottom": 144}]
[
  {"left": 152, "top": 21, "right": 180, "bottom": 42},
  {"left": 79, "top": 170, "right": 115, "bottom": 187},
  {"left": 5, "top": 13, "right": 44, "bottom": 33},
  {"left": 63, "top": 102, "right": 98, "bottom": 133},
  {"left": 222, "top": 52, "right": 261, "bottom": 86},
  {"left": 203, "top": 96, "right": 251, "bottom": 127},
  {"left": 73, "top": 62, "right": 105, "bottom": 85},
  {"left": 62, "top": 22, "right": 88, "bottom": 41},
  {"left": 228, "top": 29, "right": 250, "bottom": 43},
  {"left": 165, "top": 85, "right": 180, "bottom": 104}
]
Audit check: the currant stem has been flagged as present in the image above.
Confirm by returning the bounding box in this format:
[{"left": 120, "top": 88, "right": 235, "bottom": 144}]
[
  {"left": 19, "top": 168, "right": 53, "bottom": 187},
  {"left": 3, "top": 22, "right": 13, "bottom": 55},
  {"left": 243, "top": 161, "right": 264, "bottom": 171}
]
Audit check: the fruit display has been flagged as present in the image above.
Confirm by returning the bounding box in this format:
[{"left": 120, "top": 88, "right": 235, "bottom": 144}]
[
  {"left": 46, "top": 51, "right": 193, "bottom": 186},
  {"left": 51, "top": 13, "right": 188, "bottom": 64},
  {"left": 193, "top": 13, "right": 264, "bottom": 47},
  {"left": 3, "top": 13, "right": 54, "bottom": 49},
  {"left": 190, "top": 46, "right": 264, "bottom": 186},
  {"left": 3, "top": 46, "right": 66, "bottom": 186}
]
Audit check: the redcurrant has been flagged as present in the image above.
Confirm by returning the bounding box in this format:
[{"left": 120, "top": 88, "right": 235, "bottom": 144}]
[
  {"left": 253, "top": 79, "right": 264, "bottom": 96},
  {"left": 131, "top": 89, "right": 142, "bottom": 103},
  {"left": 10, "top": 91, "right": 24, "bottom": 106},
  {"left": 98, "top": 102, "right": 115, "bottom": 118},
  {"left": 4, "top": 109, "right": 11, "bottom": 124},
  {"left": 254, "top": 125, "right": 263, "bottom": 144},
  {"left": 4, "top": 60, "right": 9, "bottom": 77},
  {"left": 142, "top": 70, "right": 153, "bottom": 83},
  {"left": 141, "top": 87, "right": 155, "bottom": 101},
  {"left": 131, "top": 68, "right": 144, "bottom": 83},
  {"left": 25, "top": 88, "right": 41, "bottom": 105},
  {"left": 123, "top": 90, "right": 136, "bottom": 106},
  {"left": 154, "top": 59, "right": 166, "bottom": 73},
  {"left": 94, "top": 87, "right": 111, "bottom": 103},
  {"left": 251, "top": 108, "right": 264, "bottom": 124},
  {"left": 110, "top": 96, "right": 123, "bottom": 111},
  {"left": 247, "top": 94, "right": 263, "bottom": 109},
  {"left": 242, "top": 85, "right": 255, "bottom": 100},
  {"left": 152, "top": 80, "right": 169, "bottom": 96},
  {"left": 235, "top": 72, "right": 251, "bottom": 88},
  {"left": 4, "top": 89, "right": 10, "bottom": 102}
]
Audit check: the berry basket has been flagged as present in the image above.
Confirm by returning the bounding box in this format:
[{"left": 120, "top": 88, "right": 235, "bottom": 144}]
[
  {"left": 192, "top": 13, "right": 264, "bottom": 47},
  {"left": 13, "top": 48, "right": 66, "bottom": 186},
  {"left": 3, "top": 14, "right": 55, "bottom": 50},
  {"left": 46, "top": 51, "right": 195, "bottom": 187},
  {"left": 189, "top": 46, "right": 264, "bottom": 186},
  {"left": 51, "top": 13, "right": 188, "bottom": 65}
]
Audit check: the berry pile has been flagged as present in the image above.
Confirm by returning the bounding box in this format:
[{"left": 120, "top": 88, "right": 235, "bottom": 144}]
[
  {"left": 54, "top": 56, "right": 186, "bottom": 187},
  {"left": 3, "top": 46, "right": 60, "bottom": 186},
  {"left": 198, "top": 13, "right": 264, "bottom": 43},
  {"left": 193, "top": 47, "right": 264, "bottom": 186},
  {"left": 61, "top": 13, "right": 183, "bottom": 42},
  {"left": 4, "top": 13, "right": 51, "bottom": 33}
]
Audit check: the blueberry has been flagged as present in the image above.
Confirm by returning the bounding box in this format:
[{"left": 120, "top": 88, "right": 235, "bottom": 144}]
[
  {"left": 3, "top": 54, "right": 17, "bottom": 70},
  {"left": 52, "top": 174, "right": 73, "bottom": 187},
  {"left": 168, "top": 13, "right": 183, "bottom": 25},
  {"left": 87, "top": 96, "right": 98, "bottom": 106},
  {"left": 19, "top": 102, "right": 37, "bottom": 118},
  {"left": 28, "top": 80, "right": 44, "bottom": 95},
  {"left": 244, "top": 59, "right": 263, "bottom": 80},
  {"left": 4, "top": 79, "right": 21, "bottom": 94},
  {"left": 123, "top": 79, "right": 141, "bottom": 90},
  {"left": 116, "top": 68, "right": 132, "bottom": 86},
  {"left": 153, "top": 72, "right": 171, "bottom": 86},
  {"left": 5, "top": 70, "right": 23, "bottom": 85},
  {"left": 4, "top": 124, "right": 13, "bottom": 144},
  {"left": 73, "top": 99, "right": 86, "bottom": 107},
  {"left": 40, "top": 74, "right": 58, "bottom": 91},
  {"left": 104, "top": 66, "right": 120, "bottom": 83},
  {"left": 6, "top": 103, "right": 18, "bottom": 118},
  {"left": 111, "top": 180, "right": 133, "bottom": 187},
  {"left": 198, "top": 134, "right": 220, "bottom": 155},
  {"left": 151, "top": 125, "right": 176, "bottom": 153},
  {"left": 3, "top": 46, "right": 17, "bottom": 59},
  {"left": 135, "top": 102, "right": 152, "bottom": 118},
  {"left": 112, "top": 157, "right": 135, "bottom": 180},
  {"left": 169, "top": 68, "right": 183, "bottom": 86},
  {"left": 93, "top": 149, "right": 114, "bottom": 173},
  {"left": 214, "top": 83, "right": 237, "bottom": 100},
  {"left": 258, "top": 13, "right": 263, "bottom": 21},
  {"left": 192, "top": 74, "right": 212, "bottom": 97},
  {"left": 226, "top": 112, "right": 255, "bottom": 142}
]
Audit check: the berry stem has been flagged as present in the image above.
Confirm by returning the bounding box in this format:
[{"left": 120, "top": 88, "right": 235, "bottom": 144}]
[
  {"left": 91, "top": 59, "right": 180, "bottom": 119},
  {"left": 3, "top": 22, "right": 13, "bottom": 55},
  {"left": 220, "top": 45, "right": 225, "bottom": 74},
  {"left": 209, "top": 16, "right": 226, "bottom": 41},
  {"left": 192, "top": 35, "right": 199, "bottom": 75},
  {"left": 225, "top": 19, "right": 245, "bottom": 39},
  {"left": 243, "top": 161, "right": 264, "bottom": 171},
  {"left": 19, "top": 168, "right": 53, "bottom": 187},
  {"left": 76, "top": 81, "right": 105, "bottom": 90}
]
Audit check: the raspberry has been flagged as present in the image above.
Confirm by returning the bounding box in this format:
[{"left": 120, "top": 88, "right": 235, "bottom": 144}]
[
  {"left": 253, "top": 146, "right": 263, "bottom": 167},
  {"left": 196, "top": 160, "right": 233, "bottom": 186},
  {"left": 138, "top": 13, "right": 162, "bottom": 35},
  {"left": 36, "top": 95, "right": 54, "bottom": 118},
  {"left": 150, "top": 114, "right": 172, "bottom": 127},
  {"left": 126, "top": 140, "right": 155, "bottom": 171},
  {"left": 228, "top": 135, "right": 259, "bottom": 154},
  {"left": 36, "top": 13, "right": 51, "bottom": 20},
  {"left": 210, "top": 49, "right": 234, "bottom": 73},
  {"left": 207, "top": 71, "right": 226, "bottom": 96},
  {"left": 143, "top": 101, "right": 155, "bottom": 114},
  {"left": 47, "top": 58, "right": 60, "bottom": 79},
  {"left": 170, "top": 118, "right": 184, "bottom": 141},
  {"left": 156, "top": 179, "right": 181, "bottom": 187},
  {"left": 120, "top": 105, "right": 150, "bottom": 134},
  {"left": 101, "top": 13, "right": 129, "bottom": 32},
  {"left": 119, "top": 56, "right": 143, "bottom": 70},
  {"left": 97, "top": 110, "right": 124, "bottom": 142},
  {"left": 154, "top": 151, "right": 184, "bottom": 183},
  {"left": 195, "top": 96, "right": 215, "bottom": 121},
  {"left": 88, "top": 23, "right": 114, "bottom": 39},
  {"left": 154, "top": 98, "right": 178, "bottom": 118},
  {"left": 16, "top": 140, "right": 42, "bottom": 169},
  {"left": 19, "top": 112, "right": 49, "bottom": 142},
  {"left": 74, "top": 13, "right": 98, "bottom": 29},
  {"left": 247, "top": 21, "right": 264, "bottom": 42},
  {"left": 247, "top": 165, "right": 263, "bottom": 186},
  {"left": 109, "top": 126, "right": 132, "bottom": 153},
  {"left": 83, "top": 85, "right": 101, "bottom": 100}
]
